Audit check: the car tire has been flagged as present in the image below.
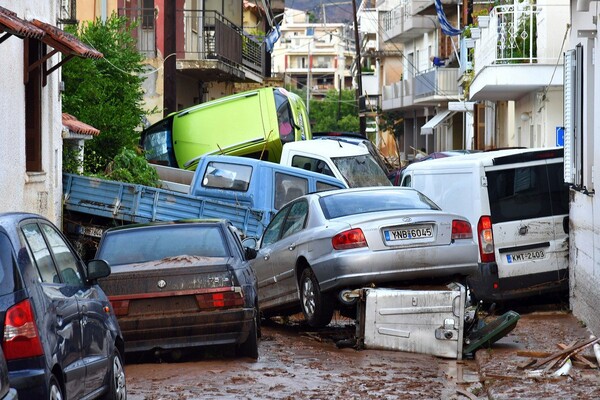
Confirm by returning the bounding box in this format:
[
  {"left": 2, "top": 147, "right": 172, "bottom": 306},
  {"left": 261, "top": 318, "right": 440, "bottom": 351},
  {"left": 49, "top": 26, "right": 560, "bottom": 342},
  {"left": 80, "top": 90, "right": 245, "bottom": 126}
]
[
  {"left": 300, "top": 268, "right": 334, "bottom": 328},
  {"left": 237, "top": 315, "right": 259, "bottom": 360},
  {"left": 102, "top": 348, "right": 127, "bottom": 400},
  {"left": 48, "top": 375, "right": 63, "bottom": 400}
]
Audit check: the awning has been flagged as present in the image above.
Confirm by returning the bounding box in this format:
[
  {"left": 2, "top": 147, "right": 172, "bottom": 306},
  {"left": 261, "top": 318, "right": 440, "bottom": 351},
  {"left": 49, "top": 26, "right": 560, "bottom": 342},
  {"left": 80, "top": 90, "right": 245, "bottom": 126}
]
[
  {"left": 32, "top": 19, "right": 103, "bottom": 59},
  {"left": 0, "top": 6, "right": 45, "bottom": 43},
  {"left": 421, "top": 109, "right": 456, "bottom": 135},
  {"left": 62, "top": 113, "right": 100, "bottom": 139}
]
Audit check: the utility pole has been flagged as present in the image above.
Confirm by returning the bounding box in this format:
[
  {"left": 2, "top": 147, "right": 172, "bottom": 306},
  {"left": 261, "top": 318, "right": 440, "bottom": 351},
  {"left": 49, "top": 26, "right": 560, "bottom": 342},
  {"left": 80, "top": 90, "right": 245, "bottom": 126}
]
[
  {"left": 306, "top": 46, "right": 311, "bottom": 114},
  {"left": 351, "top": 0, "right": 366, "bottom": 137}
]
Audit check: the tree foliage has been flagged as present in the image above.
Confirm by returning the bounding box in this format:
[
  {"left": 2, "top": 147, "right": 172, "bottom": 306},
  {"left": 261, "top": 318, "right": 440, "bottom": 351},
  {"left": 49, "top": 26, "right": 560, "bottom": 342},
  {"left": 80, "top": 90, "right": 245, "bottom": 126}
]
[
  {"left": 308, "top": 89, "right": 359, "bottom": 133},
  {"left": 62, "top": 14, "right": 150, "bottom": 175}
]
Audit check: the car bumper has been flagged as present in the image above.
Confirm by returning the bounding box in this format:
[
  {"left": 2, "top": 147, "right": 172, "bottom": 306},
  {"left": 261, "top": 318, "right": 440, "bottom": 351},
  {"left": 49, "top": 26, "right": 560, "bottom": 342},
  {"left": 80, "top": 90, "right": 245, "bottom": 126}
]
[
  {"left": 118, "top": 307, "right": 256, "bottom": 353},
  {"left": 9, "top": 367, "right": 47, "bottom": 399},
  {"left": 312, "top": 242, "right": 479, "bottom": 292},
  {"left": 467, "top": 263, "right": 569, "bottom": 302}
]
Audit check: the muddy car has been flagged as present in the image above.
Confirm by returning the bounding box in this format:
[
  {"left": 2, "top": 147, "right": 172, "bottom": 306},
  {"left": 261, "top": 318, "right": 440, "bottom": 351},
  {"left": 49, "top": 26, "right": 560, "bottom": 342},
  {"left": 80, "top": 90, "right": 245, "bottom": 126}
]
[{"left": 95, "top": 219, "right": 260, "bottom": 359}]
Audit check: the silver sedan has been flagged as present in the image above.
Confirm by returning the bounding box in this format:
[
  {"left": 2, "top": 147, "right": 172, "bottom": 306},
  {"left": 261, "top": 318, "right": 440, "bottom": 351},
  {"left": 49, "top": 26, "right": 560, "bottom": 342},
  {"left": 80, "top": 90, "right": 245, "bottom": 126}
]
[{"left": 251, "top": 187, "right": 478, "bottom": 327}]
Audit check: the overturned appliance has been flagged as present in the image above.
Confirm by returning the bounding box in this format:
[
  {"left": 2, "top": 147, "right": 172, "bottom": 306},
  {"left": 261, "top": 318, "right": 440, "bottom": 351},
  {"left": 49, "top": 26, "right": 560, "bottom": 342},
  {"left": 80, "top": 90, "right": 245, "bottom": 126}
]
[{"left": 354, "top": 283, "right": 520, "bottom": 359}]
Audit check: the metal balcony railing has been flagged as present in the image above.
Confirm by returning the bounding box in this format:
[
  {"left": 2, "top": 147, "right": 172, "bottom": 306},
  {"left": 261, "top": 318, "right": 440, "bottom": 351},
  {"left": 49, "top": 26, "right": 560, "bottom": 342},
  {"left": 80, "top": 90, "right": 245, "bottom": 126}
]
[
  {"left": 473, "top": 4, "right": 566, "bottom": 75},
  {"left": 118, "top": 8, "right": 263, "bottom": 76}
]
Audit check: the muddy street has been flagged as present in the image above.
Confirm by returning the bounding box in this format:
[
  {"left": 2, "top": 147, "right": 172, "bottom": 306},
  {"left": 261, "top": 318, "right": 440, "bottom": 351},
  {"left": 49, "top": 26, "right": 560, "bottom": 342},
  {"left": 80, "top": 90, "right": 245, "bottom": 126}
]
[{"left": 124, "top": 315, "right": 483, "bottom": 400}]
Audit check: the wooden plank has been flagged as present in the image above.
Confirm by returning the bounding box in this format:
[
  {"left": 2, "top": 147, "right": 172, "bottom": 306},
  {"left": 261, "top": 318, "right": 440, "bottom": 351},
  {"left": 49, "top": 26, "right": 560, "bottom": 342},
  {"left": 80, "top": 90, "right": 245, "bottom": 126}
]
[
  {"left": 557, "top": 343, "right": 597, "bottom": 369},
  {"left": 528, "top": 337, "right": 599, "bottom": 369}
]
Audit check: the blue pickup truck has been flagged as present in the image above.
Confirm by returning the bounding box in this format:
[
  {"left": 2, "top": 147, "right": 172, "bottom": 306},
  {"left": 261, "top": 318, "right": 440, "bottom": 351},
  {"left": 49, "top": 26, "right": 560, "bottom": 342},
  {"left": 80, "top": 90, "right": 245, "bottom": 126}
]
[{"left": 63, "top": 155, "right": 346, "bottom": 258}]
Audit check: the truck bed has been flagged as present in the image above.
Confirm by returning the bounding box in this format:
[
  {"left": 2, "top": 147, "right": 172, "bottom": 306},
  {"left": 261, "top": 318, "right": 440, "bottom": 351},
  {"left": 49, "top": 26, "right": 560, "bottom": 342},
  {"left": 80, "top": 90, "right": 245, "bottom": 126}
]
[{"left": 62, "top": 173, "right": 266, "bottom": 238}]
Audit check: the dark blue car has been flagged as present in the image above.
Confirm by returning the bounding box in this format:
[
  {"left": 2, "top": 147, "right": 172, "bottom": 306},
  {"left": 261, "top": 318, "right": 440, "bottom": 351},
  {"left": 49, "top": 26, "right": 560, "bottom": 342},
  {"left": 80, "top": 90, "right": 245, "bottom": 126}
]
[{"left": 0, "top": 212, "right": 126, "bottom": 399}]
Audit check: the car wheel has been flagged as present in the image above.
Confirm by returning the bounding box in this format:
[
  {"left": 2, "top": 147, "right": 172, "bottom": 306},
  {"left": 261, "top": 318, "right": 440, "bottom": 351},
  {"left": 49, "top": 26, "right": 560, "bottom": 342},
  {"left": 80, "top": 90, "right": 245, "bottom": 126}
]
[
  {"left": 48, "top": 375, "right": 63, "bottom": 400},
  {"left": 102, "top": 348, "right": 127, "bottom": 400},
  {"left": 237, "top": 315, "right": 259, "bottom": 360},
  {"left": 300, "top": 268, "right": 334, "bottom": 328}
]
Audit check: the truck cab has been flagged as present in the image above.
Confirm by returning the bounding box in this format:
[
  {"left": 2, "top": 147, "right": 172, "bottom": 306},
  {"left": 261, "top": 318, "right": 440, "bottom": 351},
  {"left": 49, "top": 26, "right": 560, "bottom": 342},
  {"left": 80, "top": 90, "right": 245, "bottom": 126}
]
[{"left": 280, "top": 140, "right": 391, "bottom": 188}]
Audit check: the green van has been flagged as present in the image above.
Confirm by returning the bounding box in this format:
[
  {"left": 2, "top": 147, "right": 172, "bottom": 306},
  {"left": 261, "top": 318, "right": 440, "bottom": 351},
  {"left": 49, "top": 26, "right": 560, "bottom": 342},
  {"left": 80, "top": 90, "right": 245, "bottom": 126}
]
[{"left": 140, "top": 87, "right": 311, "bottom": 170}]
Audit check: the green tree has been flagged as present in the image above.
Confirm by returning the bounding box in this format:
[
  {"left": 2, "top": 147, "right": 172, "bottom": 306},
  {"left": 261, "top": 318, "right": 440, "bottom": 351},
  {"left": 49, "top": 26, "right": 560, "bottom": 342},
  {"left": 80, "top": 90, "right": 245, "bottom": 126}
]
[
  {"left": 62, "top": 14, "right": 150, "bottom": 175},
  {"left": 308, "top": 89, "right": 359, "bottom": 132}
]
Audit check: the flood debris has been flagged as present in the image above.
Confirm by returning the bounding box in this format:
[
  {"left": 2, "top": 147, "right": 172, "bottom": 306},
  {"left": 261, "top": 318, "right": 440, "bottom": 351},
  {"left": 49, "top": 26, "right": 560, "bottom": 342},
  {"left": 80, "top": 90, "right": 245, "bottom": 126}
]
[{"left": 517, "top": 336, "right": 600, "bottom": 377}]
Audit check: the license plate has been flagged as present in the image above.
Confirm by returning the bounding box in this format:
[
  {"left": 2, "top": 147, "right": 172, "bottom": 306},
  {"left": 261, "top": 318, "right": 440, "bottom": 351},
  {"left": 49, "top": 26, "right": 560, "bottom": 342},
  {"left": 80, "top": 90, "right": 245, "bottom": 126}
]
[
  {"left": 384, "top": 225, "right": 433, "bottom": 242},
  {"left": 507, "top": 250, "right": 545, "bottom": 263}
]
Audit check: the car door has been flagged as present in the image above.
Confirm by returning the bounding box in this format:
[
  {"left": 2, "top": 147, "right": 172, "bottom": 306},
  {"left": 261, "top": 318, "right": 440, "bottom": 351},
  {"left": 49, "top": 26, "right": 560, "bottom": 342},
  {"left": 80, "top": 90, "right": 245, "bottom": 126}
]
[
  {"left": 21, "top": 221, "right": 86, "bottom": 399},
  {"left": 485, "top": 160, "right": 569, "bottom": 281},
  {"left": 270, "top": 200, "right": 309, "bottom": 302},
  {"left": 38, "top": 222, "right": 111, "bottom": 395},
  {"left": 255, "top": 205, "right": 290, "bottom": 308}
]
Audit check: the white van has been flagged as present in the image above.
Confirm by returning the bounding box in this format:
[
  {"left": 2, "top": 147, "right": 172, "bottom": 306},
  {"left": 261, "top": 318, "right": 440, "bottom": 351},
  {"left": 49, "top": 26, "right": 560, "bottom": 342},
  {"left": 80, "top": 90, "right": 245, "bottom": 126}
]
[
  {"left": 400, "top": 148, "right": 569, "bottom": 302},
  {"left": 280, "top": 139, "right": 391, "bottom": 187}
]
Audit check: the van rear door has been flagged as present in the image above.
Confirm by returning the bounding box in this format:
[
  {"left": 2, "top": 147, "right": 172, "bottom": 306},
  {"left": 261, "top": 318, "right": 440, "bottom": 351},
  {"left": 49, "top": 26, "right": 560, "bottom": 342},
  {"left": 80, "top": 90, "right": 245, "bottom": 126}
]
[{"left": 485, "top": 158, "right": 569, "bottom": 287}]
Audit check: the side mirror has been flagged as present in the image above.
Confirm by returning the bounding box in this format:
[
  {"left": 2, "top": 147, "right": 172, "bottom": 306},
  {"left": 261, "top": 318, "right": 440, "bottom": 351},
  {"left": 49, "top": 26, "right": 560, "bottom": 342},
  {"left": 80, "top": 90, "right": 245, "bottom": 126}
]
[
  {"left": 245, "top": 247, "right": 257, "bottom": 260},
  {"left": 87, "top": 259, "right": 111, "bottom": 281},
  {"left": 242, "top": 237, "right": 258, "bottom": 260}
]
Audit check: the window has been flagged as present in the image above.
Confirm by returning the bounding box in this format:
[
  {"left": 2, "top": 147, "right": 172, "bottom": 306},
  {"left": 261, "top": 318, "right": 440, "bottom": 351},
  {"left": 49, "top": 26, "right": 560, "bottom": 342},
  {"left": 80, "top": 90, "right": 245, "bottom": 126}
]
[
  {"left": 281, "top": 201, "right": 308, "bottom": 239},
  {"left": 142, "top": 0, "right": 155, "bottom": 29},
  {"left": 261, "top": 206, "right": 289, "bottom": 247},
  {"left": 274, "top": 89, "right": 296, "bottom": 144},
  {"left": 306, "top": 27, "right": 314, "bottom": 36},
  {"left": 25, "top": 38, "right": 42, "bottom": 172},
  {"left": 22, "top": 223, "right": 58, "bottom": 283},
  {"left": 274, "top": 173, "right": 308, "bottom": 209},
  {"left": 291, "top": 155, "right": 334, "bottom": 177},
  {"left": 316, "top": 181, "right": 341, "bottom": 192},
  {"left": 0, "top": 233, "right": 19, "bottom": 296},
  {"left": 202, "top": 162, "right": 252, "bottom": 191},
  {"left": 40, "top": 223, "right": 83, "bottom": 285},
  {"left": 486, "top": 163, "right": 569, "bottom": 224}
]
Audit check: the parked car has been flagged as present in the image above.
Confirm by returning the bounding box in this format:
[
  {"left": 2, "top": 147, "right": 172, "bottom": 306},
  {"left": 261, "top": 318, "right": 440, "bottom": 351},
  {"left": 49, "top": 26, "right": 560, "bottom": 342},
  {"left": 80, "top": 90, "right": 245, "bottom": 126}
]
[
  {"left": 0, "top": 347, "right": 17, "bottom": 400},
  {"left": 95, "top": 219, "right": 260, "bottom": 359},
  {"left": 249, "top": 187, "right": 478, "bottom": 328},
  {"left": 0, "top": 212, "right": 126, "bottom": 400}
]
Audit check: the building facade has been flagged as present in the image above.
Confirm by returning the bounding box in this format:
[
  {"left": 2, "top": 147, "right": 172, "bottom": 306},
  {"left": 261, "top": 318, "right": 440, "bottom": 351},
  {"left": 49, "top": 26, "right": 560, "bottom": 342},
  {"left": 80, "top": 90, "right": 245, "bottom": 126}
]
[
  {"left": 565, "top": 0, "right": 600, "bottom": 336},
  {"left": 0, "top": 1, "right": 100, "bottom": 224}
]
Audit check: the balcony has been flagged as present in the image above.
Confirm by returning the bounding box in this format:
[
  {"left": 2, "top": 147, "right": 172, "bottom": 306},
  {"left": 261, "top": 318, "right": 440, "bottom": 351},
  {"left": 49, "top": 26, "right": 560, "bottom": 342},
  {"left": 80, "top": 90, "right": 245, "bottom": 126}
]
[
  {"left": 467, "top": 4, "right": 569, "bottom": 101},
  {"left": 382, "top": 2, "right": 434, "bottom": 42},
  {"left": 119, "top": 7, "right": 263, "bottom": 82},
  {"left": 382, "top": 79, "right": 413, "bottom": 111},
  {"left": 414, "top": 68, "right": 460, "bottom": 103}
]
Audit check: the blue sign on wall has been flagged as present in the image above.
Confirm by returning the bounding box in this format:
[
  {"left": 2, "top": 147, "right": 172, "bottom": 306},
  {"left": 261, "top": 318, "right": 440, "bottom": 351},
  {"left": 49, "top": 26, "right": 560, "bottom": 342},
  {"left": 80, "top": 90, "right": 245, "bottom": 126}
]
[{"left": 556, "top": 127, "right": 564, "bottom": 147}]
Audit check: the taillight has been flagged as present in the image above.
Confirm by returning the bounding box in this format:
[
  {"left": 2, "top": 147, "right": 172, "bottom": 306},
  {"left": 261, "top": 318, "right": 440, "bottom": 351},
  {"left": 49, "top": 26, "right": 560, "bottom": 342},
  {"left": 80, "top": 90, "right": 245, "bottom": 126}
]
[
  {"left": 195, "top": 289, "right": 245, "bottom": 310},
  {"left": 111, "top": 300, "right": 130, "bottom": 316},
  {"left": 477, "top": 216, "right": 495, "bottom": 263},
  {"left": 451, "top": 220, "right": 473, "bottom": 240},
  {"left": 332, "top": 228, "right": 367, "bottom": 250},
  {"left": 3, "top": 299, "right": 44, "bottom": 360}
]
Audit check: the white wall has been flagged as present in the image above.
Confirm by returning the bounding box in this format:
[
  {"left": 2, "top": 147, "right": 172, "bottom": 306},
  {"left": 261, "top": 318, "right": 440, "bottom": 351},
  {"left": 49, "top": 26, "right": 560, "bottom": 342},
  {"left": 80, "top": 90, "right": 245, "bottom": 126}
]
[
  {"left": 568, "top": 0, "right": 600, "bottom": 336},
  {"left": 0, "top": 1, "right": 63, "bottom": 224}
]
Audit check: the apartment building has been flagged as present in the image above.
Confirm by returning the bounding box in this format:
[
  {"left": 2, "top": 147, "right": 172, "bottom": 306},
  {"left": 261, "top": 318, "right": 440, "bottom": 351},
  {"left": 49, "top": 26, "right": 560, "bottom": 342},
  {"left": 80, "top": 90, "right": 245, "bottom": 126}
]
[
  {"left": 379, "top": 0, "right": 463, "bottom": 163},
  {"left": 77, "top": 0, "right": 281, "bottom": 125},
  {"left": 463, "top": 0, "right": 570, "bottom": 150},
  {"left": 270, "top": 8, "right": 355, "bottom": 100}
]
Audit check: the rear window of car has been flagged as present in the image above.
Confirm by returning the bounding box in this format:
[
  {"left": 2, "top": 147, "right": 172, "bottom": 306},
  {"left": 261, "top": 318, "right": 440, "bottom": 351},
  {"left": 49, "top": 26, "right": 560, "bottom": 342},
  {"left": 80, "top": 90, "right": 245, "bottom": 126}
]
[
  {"left": 0, "top": 233, "right": 18, "bottom": 296},
  {"left": 486, "top": 162, "right": 569, "bottom": 224},
  {"left": 319, "top": 190, "right": 439, "bottom": 219},
  {"left": 97, "top": 225, "right": 230, "bottom": 266}
]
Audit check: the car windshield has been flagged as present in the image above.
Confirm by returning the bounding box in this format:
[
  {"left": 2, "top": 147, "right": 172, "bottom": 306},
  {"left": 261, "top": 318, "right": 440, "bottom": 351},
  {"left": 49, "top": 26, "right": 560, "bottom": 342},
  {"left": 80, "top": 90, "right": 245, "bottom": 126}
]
[
  {"left": 331, "top": 155, "right": 392, "bottom": 187},
  {"left": 140, "top": 116, "right": 176, "bottom": 167},
  {"left": 97, "top": 225, "right": 230, "bottom": 265},
  {"left": 319, "top": 190, "right": 439, "bottom": 219}
]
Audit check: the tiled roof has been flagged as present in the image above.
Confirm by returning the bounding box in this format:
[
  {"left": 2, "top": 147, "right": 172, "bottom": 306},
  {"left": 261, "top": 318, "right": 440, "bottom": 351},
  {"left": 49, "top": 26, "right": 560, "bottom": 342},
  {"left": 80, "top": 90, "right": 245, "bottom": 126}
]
[
  {"left": 0, "top": 6, "right": 45, "bottom": 39},
  {"left": 32, "top": 19, "right": 103, "bottom": 59},
  {"left": 62, "top": 113, "right": 100, "bottom": 136}
]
